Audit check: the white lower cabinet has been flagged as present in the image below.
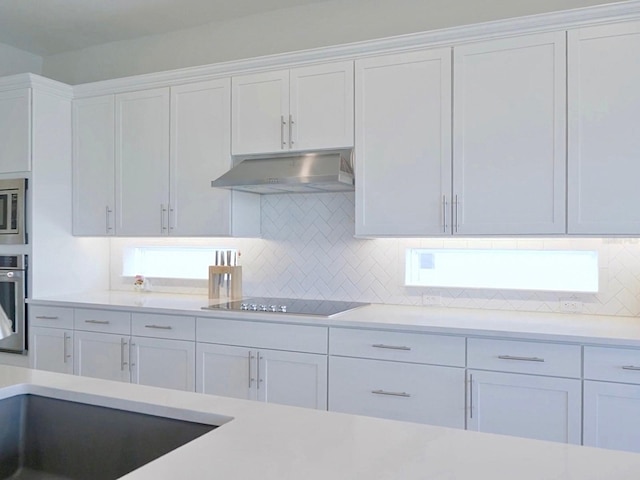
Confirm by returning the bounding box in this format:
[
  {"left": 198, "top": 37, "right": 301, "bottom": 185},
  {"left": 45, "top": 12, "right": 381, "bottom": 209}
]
[
  {"left": 74, "top": 330, "right": 130, "bottom": 382},
  {"left": 328, "top": 328, "right": 466, "bottom": 427},
  {"left": 196, "top": 343, "right": 328, "bottom": 409},
  {"left": 196, "top": 317, "right": 329, "bottom": 410},
  {"left": 329, "top": 356, "right": 465, "bottom": 427},
  {"left": 467, "top": 370, "right": 582, "bottom": 444},
  {"left": 467, "top": 338, "right": 582, "bottom": 444},
  {"left": 130, "top": 336, "right": 195, "bottom": 391},
  {"left": 29, "top": 326, "right": 73, "bottom": 374},
  {"left": 583, "top": 345, "right": 640, "bottom": 452}
]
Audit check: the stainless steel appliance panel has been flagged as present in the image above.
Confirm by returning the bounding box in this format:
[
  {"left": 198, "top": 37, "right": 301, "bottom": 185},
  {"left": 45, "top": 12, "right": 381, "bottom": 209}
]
[{"left": 0, "top": 255, "right": 27, "bottom": 354}]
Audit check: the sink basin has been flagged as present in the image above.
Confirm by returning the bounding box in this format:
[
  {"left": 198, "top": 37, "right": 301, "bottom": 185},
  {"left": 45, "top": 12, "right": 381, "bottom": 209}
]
[{"left": 0, "top": 393, "right": 219, "bottom": 480}]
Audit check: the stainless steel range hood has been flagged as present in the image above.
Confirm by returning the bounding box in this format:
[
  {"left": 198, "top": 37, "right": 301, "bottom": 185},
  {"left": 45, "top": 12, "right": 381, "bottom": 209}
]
[{"left": 211, "top": 150, "right": 354, "bottom": 194}]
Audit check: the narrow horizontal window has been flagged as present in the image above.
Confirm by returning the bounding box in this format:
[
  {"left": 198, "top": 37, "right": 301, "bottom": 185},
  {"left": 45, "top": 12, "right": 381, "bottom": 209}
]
[
  {"left": 123, "top": 247, "right": 237, "bottom": 280},
  {"left": 405, "top": 249, "right": 599, "bottom": 293}
]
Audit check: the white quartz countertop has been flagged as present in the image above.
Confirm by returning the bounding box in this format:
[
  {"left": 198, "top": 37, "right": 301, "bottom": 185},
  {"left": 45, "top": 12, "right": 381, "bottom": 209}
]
[
  {"left": 28, "top": 291, "right": 640, "bottom": 346},
  {"left": 2, "top": 365, "right": 640, "bottom": 480}
]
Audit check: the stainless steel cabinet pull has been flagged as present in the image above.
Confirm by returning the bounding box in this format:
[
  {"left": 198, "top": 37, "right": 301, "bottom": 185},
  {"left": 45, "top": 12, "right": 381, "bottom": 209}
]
[
  {"left": 497, "top": 355, "right": 545, "bottom": 363},
  {"left": 257, "top": 354, "right": 263, "bottom": 389},
  {"left": 454, "top": 194, "right": 459, "bottom": 232},
  {"left": 280, "top": 115, "right": 287, "bottom": 148},
  {"left": 469, "top": 374, "right": 473, "bottom": 419},
  {"left": 169, "top": 205, "right": 174, "bottom": 231},
  {"left": 120, "top": 338, "right": 128, "bottom": 371},
  {"left": 289, "top": 114, "right": 294, "bottom": 147},
  {"left": 248, "top": 351, "right": 255, "bottom": 388},
  {"left": 442, "top": 195, "right": 448, "bottom": 233},
  {"left": 371, "top": 390, "right": 411, "bottom": 398},
  {"left": 105, "top": 206, "right": 113, "bottom": 232},
  {"left": 144, "top": 324, "right": 172, "bottom": 330},
  {"left": 63, "top": 333, "right": 70, "bottom": 363},
  {"left": 622, "top": 365, "right": 640, "bottom": 371},
  {"left": 84, "top": 319, "right": 110, "bottom": 325},
  {"left": 36, "top": 316, "right": 59, "bottom": 320},
  {"left": 160, "top": 204, "right": 168, "bottom": 232},
  {"left": 130, "top": 343, "right": 135, "bottom": 369},
  {"left": 372, "top": 344, "right": 411, "bottom": 351}
]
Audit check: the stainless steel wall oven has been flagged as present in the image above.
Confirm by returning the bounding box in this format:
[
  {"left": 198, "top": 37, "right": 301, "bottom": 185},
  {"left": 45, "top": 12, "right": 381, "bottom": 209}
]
[
  {"left": 0, "top": 178, "right": 27, "bottom": 245},
  {"left": 0, "top": 255, "right": 27, "bottom": 354}
]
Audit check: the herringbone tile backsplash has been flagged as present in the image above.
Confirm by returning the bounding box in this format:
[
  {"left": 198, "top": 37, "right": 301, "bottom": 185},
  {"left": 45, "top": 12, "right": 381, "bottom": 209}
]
[{"left": 111, "top": 192, "right": 640, "bottom": 317}]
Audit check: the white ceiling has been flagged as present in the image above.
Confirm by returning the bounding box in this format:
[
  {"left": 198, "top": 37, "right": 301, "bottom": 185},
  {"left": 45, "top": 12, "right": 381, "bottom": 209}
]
[{"left": 0, "top": 0, "right": 332, "bottom": 56}]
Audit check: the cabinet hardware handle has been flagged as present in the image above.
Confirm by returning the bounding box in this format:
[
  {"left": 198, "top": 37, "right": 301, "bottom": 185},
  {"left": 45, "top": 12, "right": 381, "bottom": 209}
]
[
  {"left": 257, "top": 354, "right": 263, "bottom": 389},
  {"left": 289, "top": 114, "right": 294, "bottom": 147},
  {"left": 248, "top": 351, "right": 255, "bottom": 388},
  {"left": 497, "top": 355, "right": 545, "bottom": 362},
  {"left": 469, "top": 373, "right": 473, "bottom": 419},
  {"left": 36, "top": 316, "right": 59, "bottom": 320},
  {"left": 105, "top": 206, "right": 113, "bottom": 232},
  {"left": 130, "top": 343, "right": 135, "bottom": 370},
  {"left": 144, "top": 324, "right": 172, "bottom": 330},
  {"left": 160, "top": 204, "right": 168, "bottom": 232},
  {"left": 281, "top": 115, "right": 287, "bottom": 148},
  {"left": 84, "top": 320, "right": 110, "bottom": 325},
  {"left": 442, "top": 195, "right": 448, "bottom": 233},
  {"left": 120, "top": 338, "right": 126, "bottom": 371},
  {"left": 372, "top": 344, "right": 411, "bottom": 351},
  {"left": 63, "top": 333, "right": 70, "bottom": 363},
  {"left": 622, "top": 365, "right": 640, "bottom": 371},
  {"left": 169, "top": 205, "right": 174, "bottom": 231},
  {"left": 454, "top": 194, "right": 459, "bottom": 232},
  {"left": 371, "top": 389, "right": 411, "bottom": 398}
]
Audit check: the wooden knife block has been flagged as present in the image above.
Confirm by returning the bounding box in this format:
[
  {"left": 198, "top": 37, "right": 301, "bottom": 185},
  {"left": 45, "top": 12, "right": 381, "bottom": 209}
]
[{"left": 208, "top": 266, "right": 242, "bottom": 300}]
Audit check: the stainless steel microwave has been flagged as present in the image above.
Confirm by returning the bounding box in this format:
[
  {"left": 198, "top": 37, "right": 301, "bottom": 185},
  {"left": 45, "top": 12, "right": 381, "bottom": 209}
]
[{"left": 0, "top": 178, "right": 27, "bottom": 245}]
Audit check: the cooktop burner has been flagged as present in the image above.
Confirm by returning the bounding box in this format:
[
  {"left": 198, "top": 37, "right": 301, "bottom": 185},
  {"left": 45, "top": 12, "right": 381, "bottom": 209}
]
[{"left": 202, "top": 297, "right": 369, "bottom": 317}]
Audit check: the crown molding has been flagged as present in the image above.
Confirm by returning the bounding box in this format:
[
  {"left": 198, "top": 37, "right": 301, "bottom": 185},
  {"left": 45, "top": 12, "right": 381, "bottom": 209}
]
[
  {"left": 0, "top": 73, "right": 73, "bottom": 98},
  {"left": 71, "top": 0, "right": 640, "bottom": 98}
]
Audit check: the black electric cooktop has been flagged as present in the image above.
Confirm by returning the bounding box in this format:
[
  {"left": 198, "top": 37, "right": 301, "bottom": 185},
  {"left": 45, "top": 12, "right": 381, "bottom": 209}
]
[{"left": 202, "top": 297, "right": 369, "bottom": 317}]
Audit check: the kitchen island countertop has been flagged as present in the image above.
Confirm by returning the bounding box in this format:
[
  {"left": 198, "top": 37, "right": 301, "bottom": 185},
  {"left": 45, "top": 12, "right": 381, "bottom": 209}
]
[
  {"left": 28, "top": 291, "right": 640, "bottom": 347},
  {"left": 2, "top": 364, "right": 640, "bottom": 480}
]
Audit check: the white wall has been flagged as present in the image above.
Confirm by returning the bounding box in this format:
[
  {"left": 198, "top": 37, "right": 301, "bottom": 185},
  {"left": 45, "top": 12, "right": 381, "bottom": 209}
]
[
  {"left": 110, "top": 193, "right": 640, "bottom": 317},
  {"left": 0, "top": 42, "right": 42, "bottom": 76},
  {"left": 42, "top": 0, "right": 612, "bottom": 84}
]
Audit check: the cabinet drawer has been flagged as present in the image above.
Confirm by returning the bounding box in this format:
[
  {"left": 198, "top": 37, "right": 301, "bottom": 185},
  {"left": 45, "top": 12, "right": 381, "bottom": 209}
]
[
  {"left": 132, "top": 313, "right": 195, "bottom": 341},
  {"left": 330, "top": 328, "right": 465, "bottom": 366},
  {"left": 584, "top": 346, "right": 640, "bottom": 384},
  {"left": 30, "top": 306, "right": 74, "bottom": 329},
  {"left": 74, "top": 309, "right": 131, "bottom": 335},
  {"left": 196, "top": 318, "right": 328, "bottom": 354},
  {"left": 328, "top": 356, "right": 465, "bottom": 428},
  {"left": 467, "top": 338, "right": 581, "bottom": 378}
]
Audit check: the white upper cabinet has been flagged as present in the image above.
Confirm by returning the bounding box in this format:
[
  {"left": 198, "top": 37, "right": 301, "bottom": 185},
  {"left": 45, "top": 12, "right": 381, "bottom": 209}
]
[
  {"left": 0, "top": 88, "right": 31, "bottom": 174},
  {"left": 453, "top": 32, "right": 567, "bottom": 234},
  {"left": 568, "top": 21, "right": 640, "bottom": 234},
  {"left": 72, "top": 95, "right": 115, "bottom": 235},
  {"left": 355, "top": 49, "right": 452, "bottom": 236},
  {"left": 115, "top": 87, "right": 170, "bottom": 236},
  {"left": 232, "top": 61, "right": 354, "bottom": 155},
  {"left": 170, "top": 79, "right": 260, "bottom": 237}
]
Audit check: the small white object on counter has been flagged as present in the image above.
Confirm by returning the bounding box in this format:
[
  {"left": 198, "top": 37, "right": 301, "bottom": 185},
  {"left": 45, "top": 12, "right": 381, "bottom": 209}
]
[{"left": 1, "top": 365, "right": 640, "bottom": 480}]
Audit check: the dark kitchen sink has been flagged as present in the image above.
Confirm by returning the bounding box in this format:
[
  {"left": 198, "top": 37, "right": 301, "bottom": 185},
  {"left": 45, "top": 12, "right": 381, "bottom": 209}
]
[{"left": 0, "top": 394, "right": 217, "bottom": 480}]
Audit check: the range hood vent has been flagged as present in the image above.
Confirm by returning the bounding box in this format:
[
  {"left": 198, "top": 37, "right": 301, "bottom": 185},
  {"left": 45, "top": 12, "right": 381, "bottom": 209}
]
[{"left": 211, "top": 150, "right": 354, "bottom": 194}]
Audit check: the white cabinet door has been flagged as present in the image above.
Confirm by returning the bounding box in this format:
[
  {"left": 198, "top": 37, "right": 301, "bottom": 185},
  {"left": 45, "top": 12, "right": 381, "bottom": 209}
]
[
  {"left": 0, "top": 88, "right": 31, "bottom": 173},
  {"left": 72, "top": 95, "right": 115, "bottom": 235},
  {"left": 231, "top": 70, "right": 289, "bottom": 155},
  {"left": 329, "top": 356, "right": 464, "bottom": 427},
  {"left": 289, "top": 61, "right": 354, "bottom": 151},
  {"left": 29, "top": 326, "right": 73, "bottom": 375},
  {"left": 568, "top": 21, "right": 640, "bottom": 234},
  {"left": 74, "top": 331, "right": 130, "bottom": 383},
  {"left": 468, "top": 370, "right": 581, "bottom": 444},
  {"left": 257, "top": 349, "right": 327, "bottom": 410},
  {"left": 453, "top": 32, "right": 566, "bottom": 234},
  {"left": 115, "top": 87, "right": 170, "bottom": 235},
  {"left": 355, "top": 49, "right": 452, "bottom": 236},
  {"left": 130, "top": 336, "right": 195, "bottom": 392},
  {"left": 584, "top": 381, "right": 640, "bottom": 453},
  {"left": 196, "top": 343, "right": 255, "bottom": 401},
  {"left": 170, "top": 79, "right": 233, "bottom": 236}
]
